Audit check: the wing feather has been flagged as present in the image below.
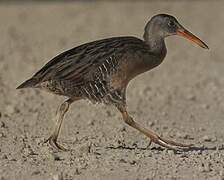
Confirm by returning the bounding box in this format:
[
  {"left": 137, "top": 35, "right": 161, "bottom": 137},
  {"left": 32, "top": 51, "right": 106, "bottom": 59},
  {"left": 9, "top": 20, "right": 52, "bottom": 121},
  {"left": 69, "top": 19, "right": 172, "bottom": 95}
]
[{"left": 32, "top": 36, "right": 146, "bottom": 87}]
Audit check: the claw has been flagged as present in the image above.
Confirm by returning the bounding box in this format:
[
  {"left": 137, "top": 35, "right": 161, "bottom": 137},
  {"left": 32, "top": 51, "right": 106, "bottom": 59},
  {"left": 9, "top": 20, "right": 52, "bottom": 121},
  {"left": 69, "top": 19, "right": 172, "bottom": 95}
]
[{"left": 44, "top": 136, "right": 68, "bottom": 151}]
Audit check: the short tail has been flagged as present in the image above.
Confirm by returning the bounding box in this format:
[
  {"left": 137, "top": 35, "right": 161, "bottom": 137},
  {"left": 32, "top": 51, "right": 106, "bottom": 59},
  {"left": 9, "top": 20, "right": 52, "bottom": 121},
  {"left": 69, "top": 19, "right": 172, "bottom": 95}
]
[{"left": 16, "top": 78, "right": 38, "bottom": 89}]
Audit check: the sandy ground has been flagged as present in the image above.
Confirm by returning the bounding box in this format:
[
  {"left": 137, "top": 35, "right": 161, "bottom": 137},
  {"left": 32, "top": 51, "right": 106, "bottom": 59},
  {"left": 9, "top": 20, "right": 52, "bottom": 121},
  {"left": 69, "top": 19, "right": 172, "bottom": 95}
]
[{"left": 0, "top": 1, "right": 224, "bottom": 180}]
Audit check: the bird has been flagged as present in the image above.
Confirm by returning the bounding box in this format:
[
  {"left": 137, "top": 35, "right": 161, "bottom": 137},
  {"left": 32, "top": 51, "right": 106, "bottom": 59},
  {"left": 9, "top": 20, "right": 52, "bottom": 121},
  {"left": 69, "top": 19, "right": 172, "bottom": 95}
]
[{"left": 17, "top": 14, "right": 208, "bottom": 151}]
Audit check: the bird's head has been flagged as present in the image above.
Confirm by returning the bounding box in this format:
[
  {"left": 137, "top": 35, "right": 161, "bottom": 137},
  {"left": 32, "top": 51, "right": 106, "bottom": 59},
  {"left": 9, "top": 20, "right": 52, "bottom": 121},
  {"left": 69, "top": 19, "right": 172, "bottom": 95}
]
[{"left": 144, "top": 14, "right": 209, "bottom": 49}]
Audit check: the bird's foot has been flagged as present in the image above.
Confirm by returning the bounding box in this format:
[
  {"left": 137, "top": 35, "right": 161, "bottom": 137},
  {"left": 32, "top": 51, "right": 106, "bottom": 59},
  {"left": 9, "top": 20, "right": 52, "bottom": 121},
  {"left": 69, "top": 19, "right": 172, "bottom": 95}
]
[
  {"left": 151, "top": 135, "right": 193, "bottom": 151},
  {"left": 44, "top": 135, "right": 68, "bottom": 151}
]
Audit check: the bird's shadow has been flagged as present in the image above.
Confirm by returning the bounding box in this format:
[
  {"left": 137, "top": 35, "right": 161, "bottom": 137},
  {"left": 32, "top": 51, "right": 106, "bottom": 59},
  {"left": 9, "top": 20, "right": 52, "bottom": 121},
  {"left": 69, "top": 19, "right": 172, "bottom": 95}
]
[
  {"left": 153, "top": 146, "right": 224, "bottom": 153},
  {"left": 105, "top": 145, "right": 224, "bottom": 154}
]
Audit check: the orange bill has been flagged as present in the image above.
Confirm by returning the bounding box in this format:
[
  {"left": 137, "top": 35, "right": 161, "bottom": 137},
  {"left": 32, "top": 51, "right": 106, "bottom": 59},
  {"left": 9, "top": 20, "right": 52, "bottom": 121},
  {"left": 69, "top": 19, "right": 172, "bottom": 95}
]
[{"left": 177, "top": 29, "right": 209, "bottom": 49}]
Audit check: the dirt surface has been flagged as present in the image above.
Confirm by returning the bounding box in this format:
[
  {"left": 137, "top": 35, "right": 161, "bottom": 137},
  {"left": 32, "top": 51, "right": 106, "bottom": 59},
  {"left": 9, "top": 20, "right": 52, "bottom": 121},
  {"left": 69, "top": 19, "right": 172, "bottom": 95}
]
[{"left": 0, "top": 1, "right": 224, "bottom": 180}]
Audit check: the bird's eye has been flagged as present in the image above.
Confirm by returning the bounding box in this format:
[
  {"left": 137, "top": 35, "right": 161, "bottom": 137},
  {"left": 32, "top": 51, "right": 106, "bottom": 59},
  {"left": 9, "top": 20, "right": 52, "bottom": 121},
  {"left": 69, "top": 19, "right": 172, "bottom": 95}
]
[{"left": 168, "top": 21, "right": 175, "bottom": 27}]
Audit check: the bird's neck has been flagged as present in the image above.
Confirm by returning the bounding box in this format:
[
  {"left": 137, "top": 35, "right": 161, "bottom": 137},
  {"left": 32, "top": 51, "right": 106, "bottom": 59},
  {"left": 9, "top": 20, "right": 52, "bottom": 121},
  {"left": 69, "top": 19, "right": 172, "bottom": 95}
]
[{"left": 143, "top": 31, "right": 167, "bottom": 56}]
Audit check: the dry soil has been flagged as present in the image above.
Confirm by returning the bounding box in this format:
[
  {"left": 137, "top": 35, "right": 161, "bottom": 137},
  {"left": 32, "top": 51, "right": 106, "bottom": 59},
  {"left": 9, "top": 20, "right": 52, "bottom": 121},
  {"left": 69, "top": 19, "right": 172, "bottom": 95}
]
[{"left": 0, "top": 1, "right": 224, "bottom": 180}]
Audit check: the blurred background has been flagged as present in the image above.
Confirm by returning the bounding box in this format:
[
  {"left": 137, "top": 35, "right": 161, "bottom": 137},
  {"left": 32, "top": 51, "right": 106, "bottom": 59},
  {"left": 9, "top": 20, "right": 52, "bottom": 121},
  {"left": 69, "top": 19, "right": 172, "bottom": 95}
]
[{"left": 0, "top": 1, "right": 224, "bottom": 180}]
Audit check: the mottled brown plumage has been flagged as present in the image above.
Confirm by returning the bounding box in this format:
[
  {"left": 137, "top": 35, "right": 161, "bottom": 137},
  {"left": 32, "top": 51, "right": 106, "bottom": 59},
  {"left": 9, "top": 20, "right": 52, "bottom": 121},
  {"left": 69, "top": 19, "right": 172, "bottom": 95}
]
[
  {"left": 17, "top": 14, "right": 208, "bottom": 151},
  {"left": 18, "top": 37, "right": 164, "bottom": 105}
]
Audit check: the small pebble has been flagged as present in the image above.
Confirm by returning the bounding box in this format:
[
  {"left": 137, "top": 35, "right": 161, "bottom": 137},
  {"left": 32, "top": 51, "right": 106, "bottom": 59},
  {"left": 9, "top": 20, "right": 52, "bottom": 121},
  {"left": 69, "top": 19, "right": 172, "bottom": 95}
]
[
  {"left": 171, "top": 122, "right": 176, "bottom": 126},
  {"left": 211, "top": 136, "right": 217, "bottom": 142},
  {"left": 74, "top": 168, "right": 81, "bottom": 175},
  {"left": 202, "top": 135, "right": 212, "bottom": 142},
  {"left": 106, "top": 110, "right": 113, "bottom": 117},
  {"left": 119, "top": 158, "right": 127, "bottom": 163},
  {"left": 136, "top": 139, "right": 150, "bottom": 149},
  {"left": 198, "top": 165, "right": 205, "bottom": 172},
  {"left": 87, "top": 119, "right": 95, "bottom": 126},
  {"left": 7, "top": 156, "right": 16, "bottom": 161},
  {"left": 167, "top": 150, "right": 175, "bottom": 155},
  {"left": 129, "top": 160, "right": 137, "bottom": 165},
  {"left": 0, "top": 121, "right": 5, "bottom": 128},
  {"left": 1, "top": 154, "right": 7, "bottom": 160},
  {"left": 176, "top": 132, "right": 189, "bottom": 139},
  {"left": 148, "top": 121, "right": 154, "bottom": 127},
  {"left": 187, "top": 94, "right": 196, "bottom": 101},
  {"left": 5, "top": 105, "right": 15, "bottom": 114},
  {"left": 52, "top": 174, "right": 63, "bottom": 180},
  {"left": 51, "top": 153, "right": 62, "bottom": 161},
  {"left": 144, "top": 177, "right": 153, "bottom": 180},
  {"left": 119, "top": 125, "right": 126, "bottom": 132},
  {"left": 35, "top": 137, "right": 45, "bottom": 145},
  {"left": 179, "top": 153, "right": 188, "bottom": 158},
  {"left": 204, "top": 163, "right": 211, "bottom": 172},
  {"left": 199, "top": 163, "right": 211, "bottom": 172},
  {"left": 32, "top": 171, "right": 40, "bottom": 175},
  {"left": 202, "top": 104, "right": 210, "bottom": 109},
  {"left": 219, "top": 170, "right": 223, "bottom": 177},
  {"left": 162, "top": 111, "right": 168, "bottom": 116},
  {"left": 78, "top": 143, "right": 91, "bottom": 155},
  {"left": 0, "top": 133, "right": 5, "bottom": 138}
]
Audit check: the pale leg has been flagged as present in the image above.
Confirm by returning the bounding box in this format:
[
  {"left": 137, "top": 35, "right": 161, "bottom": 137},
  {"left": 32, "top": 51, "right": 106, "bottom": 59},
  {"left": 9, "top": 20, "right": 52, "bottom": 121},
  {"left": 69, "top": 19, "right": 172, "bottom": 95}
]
[
  {"left": 117, "top": 105, "right": 192, "bottom": 151},
  {"left": 45, "top": 98, "right": 74, "bottom": 151}
]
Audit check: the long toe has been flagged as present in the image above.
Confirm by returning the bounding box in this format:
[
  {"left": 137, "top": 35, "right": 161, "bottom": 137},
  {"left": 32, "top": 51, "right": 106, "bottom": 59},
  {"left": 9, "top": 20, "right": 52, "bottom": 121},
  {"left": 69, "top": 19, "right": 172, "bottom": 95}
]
[
  {"left": 159, "top": 136, "right": 193, "bottom": 148},
  {"left": 152, "top": 136, "right": 193, "bottom": 151},
  {"left": 45, "top": 136, "right": 68, "bottom": 151}
]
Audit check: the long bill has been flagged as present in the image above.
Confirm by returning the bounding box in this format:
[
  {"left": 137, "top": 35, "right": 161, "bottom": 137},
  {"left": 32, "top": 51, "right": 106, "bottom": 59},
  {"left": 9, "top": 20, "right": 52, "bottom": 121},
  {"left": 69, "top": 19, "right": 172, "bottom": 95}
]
[{"left": 176, "top": 28, "right": 209, "bottom": 49}]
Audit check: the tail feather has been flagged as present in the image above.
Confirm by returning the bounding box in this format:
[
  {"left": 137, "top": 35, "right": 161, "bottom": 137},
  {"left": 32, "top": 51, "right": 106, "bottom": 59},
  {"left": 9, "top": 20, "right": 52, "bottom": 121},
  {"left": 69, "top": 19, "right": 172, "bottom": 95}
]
[{"left": 16, "top": 78, "right": 38, "bottom": 89}]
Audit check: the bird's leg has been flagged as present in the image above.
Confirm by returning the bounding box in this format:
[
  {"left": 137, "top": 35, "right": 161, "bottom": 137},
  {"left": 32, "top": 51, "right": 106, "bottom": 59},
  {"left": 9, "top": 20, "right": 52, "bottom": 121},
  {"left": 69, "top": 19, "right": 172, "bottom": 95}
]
[
  {"left": 45, "top": 98, "right": 74, "bottom": 151},
  {"left": 116, "top": 105, "right": 192, "bottom": 151}
]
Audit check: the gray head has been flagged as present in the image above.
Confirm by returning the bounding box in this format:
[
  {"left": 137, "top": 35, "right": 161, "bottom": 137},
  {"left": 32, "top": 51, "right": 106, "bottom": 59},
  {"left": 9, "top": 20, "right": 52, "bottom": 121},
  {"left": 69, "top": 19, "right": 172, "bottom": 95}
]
[{"left": 144, "top": 14, "right": 208, "bottom": 49}]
